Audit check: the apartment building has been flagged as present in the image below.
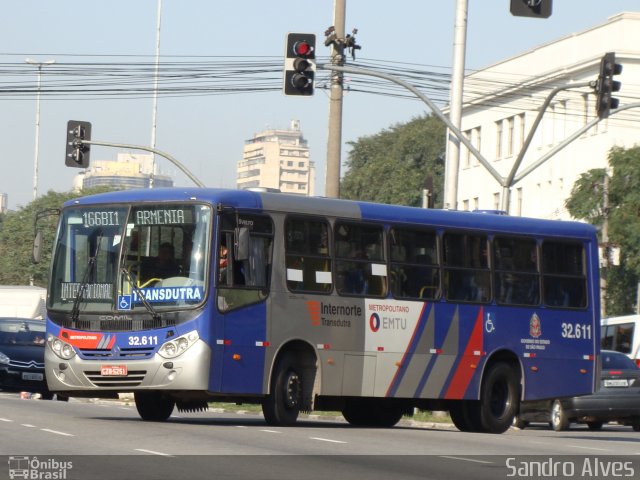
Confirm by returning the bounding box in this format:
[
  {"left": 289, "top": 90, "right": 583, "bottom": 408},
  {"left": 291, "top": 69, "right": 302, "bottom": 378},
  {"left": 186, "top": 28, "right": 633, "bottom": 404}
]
[{"left": 238, "top": 120, "right": 315, "bottom": 196}]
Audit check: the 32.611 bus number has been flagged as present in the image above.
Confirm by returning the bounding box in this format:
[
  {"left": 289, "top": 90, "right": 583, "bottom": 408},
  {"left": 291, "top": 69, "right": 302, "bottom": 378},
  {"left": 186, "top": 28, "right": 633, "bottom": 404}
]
[
  {"left": 561, "top": 323, "right": 592, "bottom": 340},
  {"left": 128, "top": 335, "right": 158, "bottom": 346}
]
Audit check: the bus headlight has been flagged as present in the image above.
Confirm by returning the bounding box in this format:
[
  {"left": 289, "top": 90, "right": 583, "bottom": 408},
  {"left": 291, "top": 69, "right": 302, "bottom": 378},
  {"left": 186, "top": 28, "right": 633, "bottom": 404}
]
[
  {"left": 48, "top": 335, "right": 77, "bottom": 360},
  {"left": 158, "top": 330, "right": 199, "bottom": 359},
  {"left": 0, "top": 351, "right": 9, "bottom": 365}
]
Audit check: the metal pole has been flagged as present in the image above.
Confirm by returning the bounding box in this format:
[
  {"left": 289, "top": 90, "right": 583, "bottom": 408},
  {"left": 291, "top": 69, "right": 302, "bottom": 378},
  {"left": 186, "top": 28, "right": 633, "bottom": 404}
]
[
  {"left": 321, "top": 63, "right": 503, "bottom": 184},
  {"left": 443, "top": 0, "right": 468, "bottom": 210},
  {"left": 149, "top": 0, "right": 162, "bottom": 188},
  {"left": 324, "top": 0, "right": 346, "bottom": 199},
  {"left": 26, "top": 58, "right": 55, "bottom": 200},
  {"left": 601, "top": 173, "right": 609, "bottom": 319},
  {"left": 80, "top": 139, "right": 205, "bottom": 188}
]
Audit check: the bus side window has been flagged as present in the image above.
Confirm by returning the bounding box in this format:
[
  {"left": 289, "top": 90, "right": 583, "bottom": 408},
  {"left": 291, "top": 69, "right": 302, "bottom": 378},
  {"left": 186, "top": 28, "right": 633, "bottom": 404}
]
[
  {"left": 285, "top": 217, "right": 331, "bottom": 293},
  {"left": 443, "top": 232, "right": 490, "bottom": 303},
  {"left": 542, "top": 241, "right": 586, "bottom": 309},
  {"left": 389, "top": 227, "right": 440, "bottom": 301},
  {"left": 335, "top": 222, "right": 386, "bottom": 297},
  {"left": 217, "top": 213, "right": 273, "bottom": 312},
  {"left": 494, "top": 236, "right": 540, "bottom": 306}
]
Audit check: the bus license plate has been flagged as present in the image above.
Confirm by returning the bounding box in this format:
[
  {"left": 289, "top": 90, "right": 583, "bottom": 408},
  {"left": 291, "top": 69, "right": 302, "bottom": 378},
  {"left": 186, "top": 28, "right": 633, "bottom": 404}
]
[
  {"left": 101, "top": 365, "right": 128, "bottom": 376},
  {"left": 22, "top": 372, "right": 43, "bottom": 381},
  {"left": 604, "top": 379, "right": 628, "bottom": 387}
]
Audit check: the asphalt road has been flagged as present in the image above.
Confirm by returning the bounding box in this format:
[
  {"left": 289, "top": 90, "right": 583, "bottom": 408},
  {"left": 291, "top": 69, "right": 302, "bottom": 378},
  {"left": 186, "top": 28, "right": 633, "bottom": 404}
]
[{"left": 1, "top": 392, "right": 640, "bottom": 480}]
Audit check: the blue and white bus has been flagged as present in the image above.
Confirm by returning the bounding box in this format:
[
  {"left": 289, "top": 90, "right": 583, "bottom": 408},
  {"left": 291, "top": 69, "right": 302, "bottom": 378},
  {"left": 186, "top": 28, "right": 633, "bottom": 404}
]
[{"left": 44, "top": 188, "right": 600, "bottom": 433}]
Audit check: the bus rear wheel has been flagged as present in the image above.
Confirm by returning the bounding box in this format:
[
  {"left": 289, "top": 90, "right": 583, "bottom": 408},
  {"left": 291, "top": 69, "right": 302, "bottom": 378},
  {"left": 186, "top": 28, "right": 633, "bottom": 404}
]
[
  {"left": 342, "top": 399, "right": 405, "bottom": 427},
  {"left": 262, "top": 353, "right": 302, "bottom": 426},
  {"left": 479, "top": 362, "right": 520, "bottom": 434},
  {"left": 134, "top": 391, "right": 175, "bottom": 422},
  {"left": 449, "top": 401, "right": 483, "bottom": 432}
]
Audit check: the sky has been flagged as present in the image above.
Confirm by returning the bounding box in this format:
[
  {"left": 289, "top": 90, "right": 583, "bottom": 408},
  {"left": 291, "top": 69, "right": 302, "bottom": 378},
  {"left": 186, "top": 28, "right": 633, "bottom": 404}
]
[{"left": 1, "top": 0, "right": 639, "bottom": 210}]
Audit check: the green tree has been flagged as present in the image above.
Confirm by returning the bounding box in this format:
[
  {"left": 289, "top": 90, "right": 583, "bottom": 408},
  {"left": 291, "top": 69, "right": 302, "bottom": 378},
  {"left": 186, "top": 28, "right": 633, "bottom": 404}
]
[
  {"left": 0, "top": 187, "right": 116, "bottom": 287},
  {"left": 340, "top": 114, "right": 445, "bottom": 207},
  {"left": 565, "top": 146, "right": 640, "bottom": 315}
]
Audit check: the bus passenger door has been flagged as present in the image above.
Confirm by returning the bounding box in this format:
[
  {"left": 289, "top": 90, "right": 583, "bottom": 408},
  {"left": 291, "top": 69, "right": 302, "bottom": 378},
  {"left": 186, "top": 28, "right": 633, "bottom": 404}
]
[{"left": 214, "top": 212, "right": 273, "bottom": 395}]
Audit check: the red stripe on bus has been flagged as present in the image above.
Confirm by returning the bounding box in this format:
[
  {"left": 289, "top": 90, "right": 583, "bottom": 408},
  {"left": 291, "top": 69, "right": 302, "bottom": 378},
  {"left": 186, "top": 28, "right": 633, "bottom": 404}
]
[{"left": 444, "top": 307, "right": 484, "bottom": 399}]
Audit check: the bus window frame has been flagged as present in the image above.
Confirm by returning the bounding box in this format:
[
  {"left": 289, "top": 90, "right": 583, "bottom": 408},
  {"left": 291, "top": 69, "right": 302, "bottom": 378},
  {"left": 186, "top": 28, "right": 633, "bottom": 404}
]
[
  {"left": 216, "top": 209, "right": 274, "bottom": 313},
  {"left": 442, "top": 229, "right": 492, "bottom": 304},
  {"left": 284, "top": 214, "right": 333, "bottom": 295},
  {"left": 333, "top": 219, "right": 387, "bottom": 298},
  {"left": 492, "top": 235, "right": 541, "bottom": 307},
  {"left": 388, "top": 225, "right": 441, "bottom": 301},
  {"left": 540, "top": 239, "right": 588, "bottom": 310}
]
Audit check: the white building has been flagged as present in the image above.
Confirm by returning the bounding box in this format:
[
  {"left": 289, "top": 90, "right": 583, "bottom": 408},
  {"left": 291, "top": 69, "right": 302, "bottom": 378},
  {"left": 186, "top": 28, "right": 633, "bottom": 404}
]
[
  {"left": 238, "top": 120, "right": 315, "bottom": 196},
  {"left": 456, "top": 12, "right": 640, "bottom": 219},
  {"left": 74, "top": 153, "right": 173, "bottom": 191}
]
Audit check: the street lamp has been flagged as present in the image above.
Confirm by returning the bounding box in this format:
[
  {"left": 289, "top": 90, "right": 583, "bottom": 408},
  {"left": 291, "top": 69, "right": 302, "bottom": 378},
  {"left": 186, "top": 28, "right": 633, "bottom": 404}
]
[{"left": 25, "top": 58, "right": 56, "bottom": 200}]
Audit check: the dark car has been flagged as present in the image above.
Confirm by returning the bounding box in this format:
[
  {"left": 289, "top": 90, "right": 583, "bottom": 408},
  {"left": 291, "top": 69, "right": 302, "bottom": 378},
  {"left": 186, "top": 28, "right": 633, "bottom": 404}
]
[
  {"left": 516, "top": 350, "right": 640, "bottom": 431},
  {"left": 0, "top": 317, "right": 55, "bottom": 399}
]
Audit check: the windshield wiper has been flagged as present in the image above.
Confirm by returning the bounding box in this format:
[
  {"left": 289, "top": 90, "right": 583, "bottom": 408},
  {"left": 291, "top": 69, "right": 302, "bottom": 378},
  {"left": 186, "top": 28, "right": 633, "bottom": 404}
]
[
  {"left": 70, "top": 232, "right": 103, "bottom": 324},
  {"left": 120, "top": 267, "right": 161, "bottom": 322}
]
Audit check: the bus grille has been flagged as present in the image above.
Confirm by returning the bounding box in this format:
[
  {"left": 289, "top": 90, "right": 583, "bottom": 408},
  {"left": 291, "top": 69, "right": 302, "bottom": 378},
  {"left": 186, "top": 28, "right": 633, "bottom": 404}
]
[
  {"left": 84, "top": 370, "right": 147, "bottom": 387},
  {"left": 79, "top": 347, "right": 155, "bottom": 360},
  {"left": 57, "top": 317, "right": 176, "bottom": 332}
]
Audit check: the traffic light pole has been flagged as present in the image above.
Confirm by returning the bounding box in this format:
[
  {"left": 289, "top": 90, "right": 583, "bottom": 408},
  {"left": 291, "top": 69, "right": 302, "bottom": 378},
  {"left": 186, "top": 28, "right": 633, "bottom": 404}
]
[
  {"left": 77, "top": 139, "right": 205, "bottom": 188},
  {"left": 324, "top": 0, "right": 346, "bottom": 199},
  {"left": 321, "top": 63, "right": 626, "bottom": 214},
  {"left": 320, "top": 63, "right": 503, "bottom": 187}
]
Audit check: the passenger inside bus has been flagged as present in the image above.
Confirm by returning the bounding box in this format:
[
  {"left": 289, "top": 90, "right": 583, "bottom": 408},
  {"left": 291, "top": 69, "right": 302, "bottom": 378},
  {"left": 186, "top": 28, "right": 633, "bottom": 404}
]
[{"left": 147, "top": 242, "right": 181, "bottom": 280}]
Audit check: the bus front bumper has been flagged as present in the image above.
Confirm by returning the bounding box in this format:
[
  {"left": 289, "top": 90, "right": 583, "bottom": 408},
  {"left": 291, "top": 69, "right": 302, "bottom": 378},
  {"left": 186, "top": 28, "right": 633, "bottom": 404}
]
[{"left": 45, "top": 340, "right": 211, "bottom": 392}]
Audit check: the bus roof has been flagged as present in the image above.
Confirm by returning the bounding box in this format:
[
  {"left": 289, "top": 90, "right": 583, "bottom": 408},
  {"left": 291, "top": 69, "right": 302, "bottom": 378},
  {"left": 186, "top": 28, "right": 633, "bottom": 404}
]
[{"left": 66, "top": 187, "right": 596, "bottom": 240}]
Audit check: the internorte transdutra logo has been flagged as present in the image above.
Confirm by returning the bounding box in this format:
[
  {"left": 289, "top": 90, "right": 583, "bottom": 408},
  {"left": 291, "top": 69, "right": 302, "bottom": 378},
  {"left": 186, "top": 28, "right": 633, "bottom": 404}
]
[{"left": 8, "top": 456, "right": 73, "bottom": 480}]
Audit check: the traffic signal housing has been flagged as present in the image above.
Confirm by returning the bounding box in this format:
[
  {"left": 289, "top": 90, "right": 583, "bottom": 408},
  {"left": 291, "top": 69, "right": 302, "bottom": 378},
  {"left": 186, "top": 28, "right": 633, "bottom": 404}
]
[
  {"left": 596, "top": 52, "right": 622, "bottom": 119},
  {"left": 65, "top": 120, "right": 92, "bottom": 168},
  {"left": 283, "top": 33, "right": 316, "bottom": 96},
  {"left": 510, "top": 0, "right": 552, "bottom": 18}
]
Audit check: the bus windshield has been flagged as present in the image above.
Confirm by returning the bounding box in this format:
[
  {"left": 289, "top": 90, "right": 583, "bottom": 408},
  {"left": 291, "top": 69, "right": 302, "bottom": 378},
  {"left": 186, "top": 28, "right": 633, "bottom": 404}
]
[{"left": 49, "top": 203, "right": 212, "bottom": 315}]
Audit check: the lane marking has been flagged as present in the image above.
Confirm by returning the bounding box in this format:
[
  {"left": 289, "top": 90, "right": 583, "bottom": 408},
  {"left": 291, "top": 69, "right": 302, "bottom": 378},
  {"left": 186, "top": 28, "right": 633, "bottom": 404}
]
[
  {"left": 235, "top": 425, "right": 247, "bottom": 428},
  {"left": 439, "top": 456, "right": 494, "bottom": 464},
  {"left": 135, "top": 449, "right": 174, "bottom": 457},
  {"left": 41, "top": 428, "right": 74, "bottom": 437},
  {"left": 309, "top": 437, "right": 347, "bottom": 444},
  {"left": 260, "top": 429, "right": 281, "bottom": 433},
  {"left": 21, "top": 424, "right": 36, "bottom": 428},
  {"left": 0, "top": 418, "right": 13, "bottom": 422},
  {"left": 567, "top": 445, "right": 610, "bottom": 452}
]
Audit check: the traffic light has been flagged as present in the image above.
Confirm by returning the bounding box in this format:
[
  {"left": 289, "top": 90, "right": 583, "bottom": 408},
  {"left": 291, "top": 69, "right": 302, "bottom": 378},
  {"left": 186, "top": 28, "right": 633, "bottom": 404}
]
[
  {"left": 283, "top": 33, "right": 316, "bottom": 96},
  {"left": 510, "top": 0, "right": 552, "bottom": 18},
  {"left": 65, "top": 120, "right": 91, "bottom": 168},
  {"left": 595, "top": 52, "right": 623, "bottom": 119}
]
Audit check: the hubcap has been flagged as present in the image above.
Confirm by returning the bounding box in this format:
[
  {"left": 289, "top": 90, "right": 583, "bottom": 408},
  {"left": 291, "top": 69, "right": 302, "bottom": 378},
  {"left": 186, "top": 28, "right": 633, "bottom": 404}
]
[
  {"left": 552, "top": 402, "right": 561, "bottom": 426},
  {"left": 285, "top": 371, "right": 301, "bottom": 409}
]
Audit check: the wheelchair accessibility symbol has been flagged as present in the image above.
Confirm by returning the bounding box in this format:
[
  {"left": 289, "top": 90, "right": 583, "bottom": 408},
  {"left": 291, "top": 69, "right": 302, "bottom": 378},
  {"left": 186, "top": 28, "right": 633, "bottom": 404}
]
[
  {"left": 118, "top": 295, "right": 132, "bottom": 310},
  {"left": 485, "top": 313, "right": 495, "bottom": 333}
]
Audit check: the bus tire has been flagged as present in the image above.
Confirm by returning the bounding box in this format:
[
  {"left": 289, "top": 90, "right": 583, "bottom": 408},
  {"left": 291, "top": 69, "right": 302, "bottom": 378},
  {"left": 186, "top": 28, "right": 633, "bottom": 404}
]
[
  {"left": 134, "top": 391, "right": 175, "bottom": 422},
  {"left": 262, "top": 353, "right": 302, "bottom": 426},
  {"left": 342, "top": 399, "right": 369, "bottom": 426},
  {"left": 479, "top": 362, "right": 520, "bottom": 434},
  {"left": 342, "top": 399, "right": 405, "bottom": 427},
  {"left": 450, "top": 401, "right": 483, "bottom": 432}
]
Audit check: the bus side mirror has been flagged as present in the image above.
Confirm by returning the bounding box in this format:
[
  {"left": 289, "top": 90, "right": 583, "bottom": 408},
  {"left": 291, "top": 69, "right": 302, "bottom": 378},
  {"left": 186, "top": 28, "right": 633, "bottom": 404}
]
[
  {"left": 235, "top": 227, "right": 250, "bottom": 261},
  {"left": 32, "top": 230, "right": 43, "bottom": 264}
]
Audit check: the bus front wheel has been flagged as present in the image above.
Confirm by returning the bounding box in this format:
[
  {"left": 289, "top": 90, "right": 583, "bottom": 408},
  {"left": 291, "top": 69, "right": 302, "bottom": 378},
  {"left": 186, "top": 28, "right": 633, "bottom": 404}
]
[
  {"left": 479, "top": 362, "right": 520, "bottom": 434},
  {"left": 134, "top": 391, "right": 175, "bottom": 422},
  {"left": 262, "top": 353, "right": 302, "bottom": 426}
]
